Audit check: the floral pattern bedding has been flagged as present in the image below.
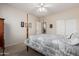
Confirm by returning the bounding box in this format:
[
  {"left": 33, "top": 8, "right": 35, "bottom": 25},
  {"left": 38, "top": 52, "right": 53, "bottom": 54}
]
[{"left": 24, "top": 34, "right": 79, "bottom": 56}]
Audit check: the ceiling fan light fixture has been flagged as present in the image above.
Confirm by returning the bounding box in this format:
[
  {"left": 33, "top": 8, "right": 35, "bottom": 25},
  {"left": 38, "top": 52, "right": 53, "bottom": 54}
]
[
  {"left": 38, "top": 7, "right": 47, "bottom": 12},
  {"left": 40, "top": 3, "right": 44, "bottom": 6}
]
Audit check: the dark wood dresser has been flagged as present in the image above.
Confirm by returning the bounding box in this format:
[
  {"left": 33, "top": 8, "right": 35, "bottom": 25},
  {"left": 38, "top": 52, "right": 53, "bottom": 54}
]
[{"left": 0, "top": 18, "right": 5, "bottom": 55}]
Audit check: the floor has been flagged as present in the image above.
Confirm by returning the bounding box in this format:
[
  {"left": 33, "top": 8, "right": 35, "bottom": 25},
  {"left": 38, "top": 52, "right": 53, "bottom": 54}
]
[{"left": 0, "top": 43, "right": 43, "bottom": 56}]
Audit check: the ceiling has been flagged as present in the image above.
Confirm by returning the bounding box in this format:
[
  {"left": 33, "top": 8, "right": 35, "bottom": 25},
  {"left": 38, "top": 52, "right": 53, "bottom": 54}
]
[{"left": 7, "top": 3, "right": 79, "bottom": 17}]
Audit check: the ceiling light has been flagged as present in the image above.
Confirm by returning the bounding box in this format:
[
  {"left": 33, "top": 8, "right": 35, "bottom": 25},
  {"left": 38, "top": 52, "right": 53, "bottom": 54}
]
[
  {"left": 38, "top": 7, "right": 47, "bottom": 12},
  {"left": 37, "top": 3, "right": 47, "bottom": 13},
  {"left": 40, "top": 3, "right": 44, "bottom": 7}
]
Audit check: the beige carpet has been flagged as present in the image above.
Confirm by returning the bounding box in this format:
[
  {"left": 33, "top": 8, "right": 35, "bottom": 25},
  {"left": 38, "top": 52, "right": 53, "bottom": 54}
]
[{"left": 0, "top": 43, "right": 43, "bottom": 56}]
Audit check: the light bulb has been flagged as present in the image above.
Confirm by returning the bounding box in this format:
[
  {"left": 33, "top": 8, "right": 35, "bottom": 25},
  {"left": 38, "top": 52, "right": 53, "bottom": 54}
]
[
  {"left": 40, "top": 3, "right": 44, "bottom": 6},
  {"left": 38, "top": 7, "right": 47, "bottom": 12}
]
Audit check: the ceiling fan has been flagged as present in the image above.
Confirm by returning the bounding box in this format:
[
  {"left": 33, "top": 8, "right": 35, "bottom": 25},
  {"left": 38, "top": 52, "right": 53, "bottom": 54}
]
[
  {"left": 34, "top": 3, "right": 52, "bottom": 12},
  {"left": 36, "top": 3, "right": 52, "bottom": 8}
]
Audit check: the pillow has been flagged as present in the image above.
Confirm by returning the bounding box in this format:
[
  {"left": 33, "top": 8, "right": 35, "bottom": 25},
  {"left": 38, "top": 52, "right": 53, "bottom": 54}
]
[
  {"left": 70, "top": 33, "right": 79, "bottom": 45},
  {"left": 71, "top": 33, "right": 79, "bottom": 39},
  {"left": 65, "top": 33, "right": 74, "bottom": 39},
  {"left": 65, "top": 35, "right": 71, "bottom": 39},
  {"left": 66, "top": 33, "right": 79, "bottom": 45},
  {"left": 70, "top": 38, "right": 79, "bottom": 45}
]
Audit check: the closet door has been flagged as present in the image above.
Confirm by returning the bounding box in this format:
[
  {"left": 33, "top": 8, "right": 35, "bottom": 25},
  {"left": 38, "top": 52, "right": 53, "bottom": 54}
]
[
  {"left": 56, "top": 20, "right": 65, "bottom": 35},
  {"left": 36, "top": 21, "right": 42, "bottom": 34},
  {"left": 56, "top": 19, "right": 77, "bottom": 35},
  {"left": 66, "top": 19, "right": 77, "bottom": 35}
]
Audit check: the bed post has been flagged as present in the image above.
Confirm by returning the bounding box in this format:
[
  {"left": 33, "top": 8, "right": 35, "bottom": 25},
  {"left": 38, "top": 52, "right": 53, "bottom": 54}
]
[{"left": 26, "top": 14, "right": 29, "bottom": 52}]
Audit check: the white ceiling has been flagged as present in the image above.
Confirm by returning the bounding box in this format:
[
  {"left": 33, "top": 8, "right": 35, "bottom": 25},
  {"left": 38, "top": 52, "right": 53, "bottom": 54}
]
[{"left": 7, "top": 3, "right": 79, "bottom": 17}]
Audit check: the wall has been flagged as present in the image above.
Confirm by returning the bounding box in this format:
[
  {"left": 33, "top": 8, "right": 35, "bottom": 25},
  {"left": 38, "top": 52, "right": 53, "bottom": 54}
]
[
  {"left": 45, "top": 7, "right": 79, "bottom": 34},
  {"left": 0, "top": 4, "right": 38, "bottom": 47},
  {"left": 28, "top": 14, "right": 38, "bottom": 35}
]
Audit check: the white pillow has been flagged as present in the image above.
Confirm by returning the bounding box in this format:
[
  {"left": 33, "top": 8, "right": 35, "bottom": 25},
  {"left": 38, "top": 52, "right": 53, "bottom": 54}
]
[
  {"left": 65, "top": 35, "right": 71, "bottom": 39},
  {"left": 70, "top": 38, "right": 79, "bottom": 45},
  {"left": 66, "top": 33, "right": 79, "bottom": 45},
  {"left": 71, "top": 33, "right": 79, "bottom": 38}
]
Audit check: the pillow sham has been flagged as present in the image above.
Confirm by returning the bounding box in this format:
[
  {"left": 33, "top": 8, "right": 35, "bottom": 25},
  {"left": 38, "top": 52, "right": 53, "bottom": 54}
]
[
  {"left": 67, "top": 33, "right": 79, "bottom": 45},
  {"left": 70, "top": 38, "right": 79, "bottom": 45}
]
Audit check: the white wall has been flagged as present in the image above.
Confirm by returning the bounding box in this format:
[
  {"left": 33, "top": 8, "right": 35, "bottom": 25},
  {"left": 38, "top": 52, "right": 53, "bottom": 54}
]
[
  {"left": 45, "top": 7, "right": 79, "bottom": 34},
  {"left": 28, "top": 15, "right": 38, "bottom": 35},
  {"left": 0, "top": 4, "right": 38, "bottom": 47}
]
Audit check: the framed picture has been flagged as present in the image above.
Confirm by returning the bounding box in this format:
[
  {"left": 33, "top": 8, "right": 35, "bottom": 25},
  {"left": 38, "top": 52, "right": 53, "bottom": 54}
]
[
  {"left": 21, "top": 22, "right": 24, "bottom": 27},
  {"left": 49, "top": 24, "right": 53, "bottom": 28}
]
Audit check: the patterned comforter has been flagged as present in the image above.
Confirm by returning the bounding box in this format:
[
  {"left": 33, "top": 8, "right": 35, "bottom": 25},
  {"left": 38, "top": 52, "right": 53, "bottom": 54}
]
[{"left": 24, "top": 34, "right": 79, "bottom": 56}]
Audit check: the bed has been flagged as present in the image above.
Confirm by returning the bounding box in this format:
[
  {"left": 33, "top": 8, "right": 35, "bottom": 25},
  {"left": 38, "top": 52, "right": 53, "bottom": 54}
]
[{"left": 24, "top": 33, "right": 79, "bottom": 56}]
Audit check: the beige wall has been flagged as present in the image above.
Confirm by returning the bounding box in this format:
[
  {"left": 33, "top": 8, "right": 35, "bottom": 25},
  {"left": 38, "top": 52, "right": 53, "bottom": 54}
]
[
  {"left": 0, "top": 4, "right": 38, "bottom": 47},
  {"left": 45, "top": 7, "right": 79, "bottom": 34},
  {"left": 28, "top": 14, "right": 39, "bottom": 35}
]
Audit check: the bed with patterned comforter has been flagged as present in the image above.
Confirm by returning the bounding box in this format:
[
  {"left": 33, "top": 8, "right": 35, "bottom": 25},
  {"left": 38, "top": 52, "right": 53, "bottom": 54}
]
[{"left": 24, "top": 34, "right": 79, "bottom": 56}]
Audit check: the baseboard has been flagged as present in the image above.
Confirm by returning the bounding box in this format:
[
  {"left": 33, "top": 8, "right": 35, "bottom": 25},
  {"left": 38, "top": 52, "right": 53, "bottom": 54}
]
[{"left": 5, "top": 42, "right": 24, "bottom": 48}]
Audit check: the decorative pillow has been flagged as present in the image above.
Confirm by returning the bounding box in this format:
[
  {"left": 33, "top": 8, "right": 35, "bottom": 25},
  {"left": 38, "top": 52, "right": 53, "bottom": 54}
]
[
  {"left": 65, "top": 35, "right": 71, "bottom": 39},
  {"left": 69, "top": 33, "right": 79, "bottom": 45},
  {"left": 71, "top": 33, "right": 79, "bottom": 39},
  {"left": 67, "top": 33, "right": 79, "bottom": 45},
  {"left": 70, "top": 38, "right": 79, "bottom": 45}
]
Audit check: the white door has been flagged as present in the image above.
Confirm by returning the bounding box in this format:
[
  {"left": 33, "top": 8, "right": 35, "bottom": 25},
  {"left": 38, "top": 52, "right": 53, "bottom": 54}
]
[
  {"left": 66, "top": 20, "right": 77, "bottom": 35},
  {"left": 36, "top": 21, "right": 42, "bottom": 34},
  {"left": 56, "top": 19, "right": 77, "bottom": 35},
  {"left": 56, "top": 20, "right": 65, "bottom": 35}
]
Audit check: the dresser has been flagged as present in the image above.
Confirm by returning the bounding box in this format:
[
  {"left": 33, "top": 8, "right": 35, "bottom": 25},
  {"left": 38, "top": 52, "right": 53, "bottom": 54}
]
[{"left": 0, "top": 18, "right": 5, "bottom": 55}]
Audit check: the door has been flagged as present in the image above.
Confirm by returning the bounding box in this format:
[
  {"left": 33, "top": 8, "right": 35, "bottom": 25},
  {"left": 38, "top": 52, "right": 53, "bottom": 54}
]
[
  {"left": 56, "top": 19, "right": 77, "bottom": 35},
  {"left": 65, "top": 20, "right": 77, "bottom": 35},
  {"left": 36, "top": 21, "right": 42, "bottom": 34},
  {"left": 56, "top": 20, "right": 65, "bottom": 35}
]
